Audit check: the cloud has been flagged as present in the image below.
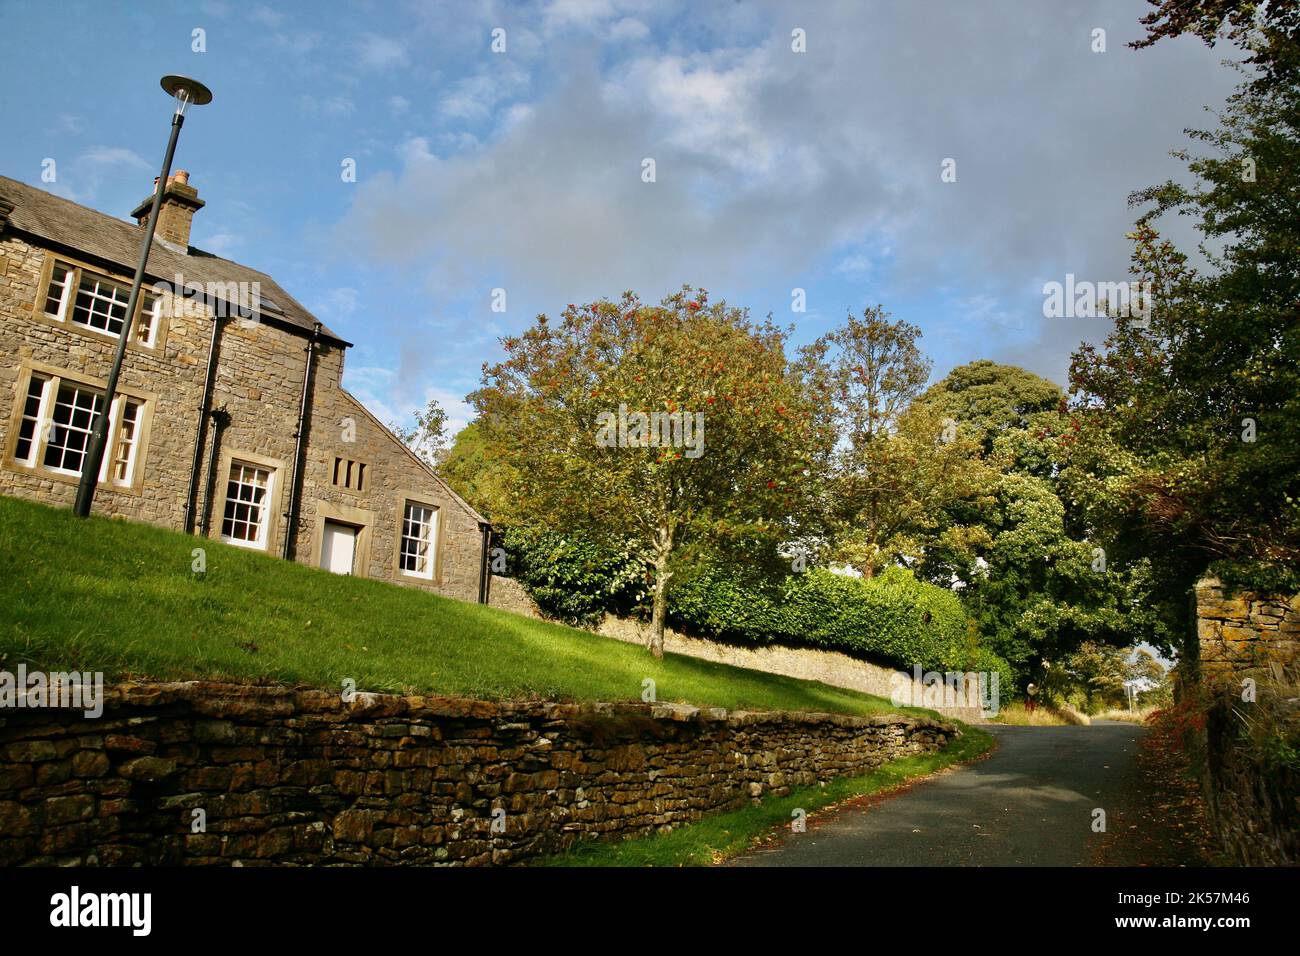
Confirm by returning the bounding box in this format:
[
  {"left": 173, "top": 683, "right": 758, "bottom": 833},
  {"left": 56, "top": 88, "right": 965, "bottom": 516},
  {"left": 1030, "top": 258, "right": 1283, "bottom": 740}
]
[
  {"left": 271, "top": 30, "right": 321, "bottom": 56},
  {"left": 48, "top": 113, "right": 83, "bottom": 135},
  {"left": 311, "top": 287, "right": 360, "bottom": 320},
  {"left": 196, "top": 231, "right": 243, "bottom": 257},
  {"left": 249, "top": 5, "right": 284, "bottom": 27},
  {"left": 357, "top": 34, "right": 408, "bottom": 70},
  {"left": 336, "top": 0, "right": 1239, "bottom": 386},
  {"left": 543, "top": 0, "right": 619, "bottom": 31},
  {"left": 79, "top": 146, "right": 150, "bottom": 170},
  {"left": 607, "top": 17, "right": 649, "bottom": 41},
  {"left": 43, "top": 146, "right": 151, "bottom": 204},
  {"left": 438, "top": 66, "right": 531, "bottom": 122},
  {"left": 298, "top": 94, "right": 355, "bottom": 117},
  {"left": 344, "top": 364, "right": 475, "bottom": 439}
]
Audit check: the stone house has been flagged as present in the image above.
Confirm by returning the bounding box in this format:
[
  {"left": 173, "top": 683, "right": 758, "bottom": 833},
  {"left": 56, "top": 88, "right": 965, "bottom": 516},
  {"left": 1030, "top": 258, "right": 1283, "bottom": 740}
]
[{"left": 0, "top": 172, "right": 491, "bottom": 603}]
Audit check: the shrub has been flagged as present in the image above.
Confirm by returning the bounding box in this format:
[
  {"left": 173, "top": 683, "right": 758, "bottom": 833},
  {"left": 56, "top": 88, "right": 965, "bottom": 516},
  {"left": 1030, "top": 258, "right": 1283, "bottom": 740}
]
[{"left": 499, "top": 527, "right": 644, "bottom": 626}]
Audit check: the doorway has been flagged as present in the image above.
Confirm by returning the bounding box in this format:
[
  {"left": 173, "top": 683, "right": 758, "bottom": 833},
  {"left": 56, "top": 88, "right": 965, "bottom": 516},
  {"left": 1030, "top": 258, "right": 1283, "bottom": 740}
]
[{"left": 320, "top": 520, "right": 359, "bottom": 575}]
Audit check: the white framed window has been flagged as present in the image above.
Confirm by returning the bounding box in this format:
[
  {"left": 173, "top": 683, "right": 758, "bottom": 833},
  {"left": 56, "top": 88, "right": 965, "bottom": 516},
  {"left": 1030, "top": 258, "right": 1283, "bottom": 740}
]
[
  {"left": 399, "top": 501, "right": 437, "bottom": 579},
  {"left": 43, "top": 258, "right": 158, "bottom": 347},
  {"left": 112, "top": 400, "right": 141, "bottom": 483},
  {"left": 10, "top": 370, "right": 144, "bottom": 486},
  {"left": 221, "top": 462, "right": 274, "bottom": 549},
  {"left": 13, "top": 375, "right": 47, "bottom": 465},
  {"left": 44, "top": 381, "right": 103, "bottom": 475}
]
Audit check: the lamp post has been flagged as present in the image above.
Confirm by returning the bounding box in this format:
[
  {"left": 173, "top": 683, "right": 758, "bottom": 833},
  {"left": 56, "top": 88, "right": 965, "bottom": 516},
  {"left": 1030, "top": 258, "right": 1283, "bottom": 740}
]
[{"left": 74, "top": 75, "right": 212, "bottom": 518}]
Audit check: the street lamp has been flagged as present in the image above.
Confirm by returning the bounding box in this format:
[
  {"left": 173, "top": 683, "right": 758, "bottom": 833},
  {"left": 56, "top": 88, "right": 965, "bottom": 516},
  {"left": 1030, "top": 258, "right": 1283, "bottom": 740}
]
[{"left": 74, "top": 75, "right": 212, "bottom": 518}]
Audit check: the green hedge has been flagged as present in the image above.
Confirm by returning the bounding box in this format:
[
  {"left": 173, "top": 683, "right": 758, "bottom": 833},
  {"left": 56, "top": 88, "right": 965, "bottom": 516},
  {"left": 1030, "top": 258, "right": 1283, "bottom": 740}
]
[
  {"left": 498, "top": 527, "right": 645, "bottom": 626},
  {"left": 500, "top": 528, "right": 1014, "bottom": 684},
  {"left": 670, "top": 564, "right": 988, "bottom": 674}
]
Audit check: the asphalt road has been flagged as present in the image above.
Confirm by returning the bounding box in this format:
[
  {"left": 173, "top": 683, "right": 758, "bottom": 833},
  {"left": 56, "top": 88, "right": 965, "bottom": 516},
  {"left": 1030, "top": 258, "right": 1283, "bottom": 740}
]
[{"left": 730, "top": 722, "right": 1149, "bottom": 867}]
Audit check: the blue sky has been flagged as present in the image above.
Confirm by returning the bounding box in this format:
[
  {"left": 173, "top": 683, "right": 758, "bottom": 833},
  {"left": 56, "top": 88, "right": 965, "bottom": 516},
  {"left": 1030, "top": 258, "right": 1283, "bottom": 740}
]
[{"left": 0, "top": 0, "right": 1241, "bottom": 435}]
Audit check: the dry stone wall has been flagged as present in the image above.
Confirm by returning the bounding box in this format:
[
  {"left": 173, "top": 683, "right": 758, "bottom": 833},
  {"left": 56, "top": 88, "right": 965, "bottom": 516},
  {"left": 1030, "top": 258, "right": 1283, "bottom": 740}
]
[
  {"left": 1194, "top": 576, "right": 1300, "bottom": 682},
  {"left": 1193, "top": 576, "right": 1300, "bottom": 866},
  {"left": 0, "top": 681, "right": 957, "bottom": 866}
]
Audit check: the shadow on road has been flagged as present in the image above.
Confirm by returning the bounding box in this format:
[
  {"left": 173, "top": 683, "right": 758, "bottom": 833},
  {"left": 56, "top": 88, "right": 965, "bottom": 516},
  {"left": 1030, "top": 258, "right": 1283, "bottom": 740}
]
[{"left": 730, "top": 722, "right": 1211, "bottom": 866}]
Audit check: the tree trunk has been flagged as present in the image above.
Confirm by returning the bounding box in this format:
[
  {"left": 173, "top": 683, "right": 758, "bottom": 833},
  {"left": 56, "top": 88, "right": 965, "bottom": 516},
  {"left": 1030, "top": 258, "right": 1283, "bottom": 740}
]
[
  {"left": 649, "top": 572, "right": 669, "bottom": 659},
  {"left": 648, "top": 527, "right": 673, "bottom": 659}
]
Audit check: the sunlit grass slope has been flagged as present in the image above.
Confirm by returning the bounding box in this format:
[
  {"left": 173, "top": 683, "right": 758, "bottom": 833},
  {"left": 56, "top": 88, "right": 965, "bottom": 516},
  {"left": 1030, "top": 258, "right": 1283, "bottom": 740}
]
[{"left": 0, "top": 494, "right": 934, "bottom": 718}]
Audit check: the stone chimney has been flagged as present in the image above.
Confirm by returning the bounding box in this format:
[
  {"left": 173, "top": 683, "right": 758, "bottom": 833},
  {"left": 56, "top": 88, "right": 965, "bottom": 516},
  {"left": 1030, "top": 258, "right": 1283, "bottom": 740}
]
[{"left": 130, "top": 170, "right": 204, "bottom": 250}]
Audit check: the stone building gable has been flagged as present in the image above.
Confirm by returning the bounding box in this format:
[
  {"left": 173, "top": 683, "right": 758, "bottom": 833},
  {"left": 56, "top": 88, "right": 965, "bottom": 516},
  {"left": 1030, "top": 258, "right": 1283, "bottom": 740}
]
[{"left": 297, "top": 376, "right": 487, "bottom": 602}]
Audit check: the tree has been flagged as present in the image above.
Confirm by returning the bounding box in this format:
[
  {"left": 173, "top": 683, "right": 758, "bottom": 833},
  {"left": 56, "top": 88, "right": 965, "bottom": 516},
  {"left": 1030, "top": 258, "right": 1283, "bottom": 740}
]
[
  {"left": 1131, "top": 0, "right": 1299, "bottom": 94},
  {"left": 389, "top": 397, "right": 449, "bottom": 471},
  {"left": 915, "top": 360, "right": 1063, "bottom": 461},
  {"left": 1066, "top": 55, "right": 1300, "bottom": 632},
  {"left": 1061, "top": 642, "right": 1131, "bottom": 712},
  {"left": 438, "top": 421, "right": 515, "bottom": 519},
  {"left": 912, "top": 362, "right": 1171, "bottom": 682},
  {"left": 799, "top": 307, "right": 985, "bottom": 577},
  {"left": 471, "top": 287, "right": 831, "bottom": 658}
]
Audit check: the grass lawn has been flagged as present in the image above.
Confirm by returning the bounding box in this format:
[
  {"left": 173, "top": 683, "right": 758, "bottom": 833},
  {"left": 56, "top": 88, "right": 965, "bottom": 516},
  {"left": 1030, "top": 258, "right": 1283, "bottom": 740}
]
[
  {"left": 543, "top": 726, "right": 995, "bottom": 866},
  {"left": 0, "top": 494, "right": 936, "bottom": 718}
]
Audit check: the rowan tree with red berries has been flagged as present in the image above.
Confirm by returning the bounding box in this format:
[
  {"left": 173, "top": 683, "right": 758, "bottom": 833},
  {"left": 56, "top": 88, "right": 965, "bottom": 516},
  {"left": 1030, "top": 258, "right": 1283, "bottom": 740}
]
[{"left": 470, "top": 287, "right": 832, "bottom": 657}]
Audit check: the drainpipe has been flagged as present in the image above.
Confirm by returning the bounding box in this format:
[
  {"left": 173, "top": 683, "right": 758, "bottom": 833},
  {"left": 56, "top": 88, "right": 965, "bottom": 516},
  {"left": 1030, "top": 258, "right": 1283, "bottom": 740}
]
[
  {"left": 183, "top": 314, "right": 224, "bottom": 534},
  {"left": 282, "top": 321, "right": 320, "bottom": 561},
  {"left": 477, "top": 522, "right": 493, "bottom": 604},
  {"left": 198, "top": 407, "right": 229, "bottom": 536}
]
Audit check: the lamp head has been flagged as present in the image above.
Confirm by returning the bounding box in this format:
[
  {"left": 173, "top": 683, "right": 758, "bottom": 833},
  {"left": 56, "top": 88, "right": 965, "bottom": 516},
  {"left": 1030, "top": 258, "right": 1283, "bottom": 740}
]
[{"left": 161, "top": 75, "right": 213, "bottom": 116}]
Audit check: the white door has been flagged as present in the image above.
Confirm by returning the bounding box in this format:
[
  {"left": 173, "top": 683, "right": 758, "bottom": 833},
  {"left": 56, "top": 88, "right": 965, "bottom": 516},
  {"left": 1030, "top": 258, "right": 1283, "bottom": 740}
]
[{"left": 321, "top": 521, "right": 358, "bottom": 575}]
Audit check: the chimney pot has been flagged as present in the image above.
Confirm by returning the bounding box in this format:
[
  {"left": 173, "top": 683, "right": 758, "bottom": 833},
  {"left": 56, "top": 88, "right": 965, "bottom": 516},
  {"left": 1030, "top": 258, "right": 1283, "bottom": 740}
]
[{"left": 131, "top": 171, "right": 205, "bottom": 250}]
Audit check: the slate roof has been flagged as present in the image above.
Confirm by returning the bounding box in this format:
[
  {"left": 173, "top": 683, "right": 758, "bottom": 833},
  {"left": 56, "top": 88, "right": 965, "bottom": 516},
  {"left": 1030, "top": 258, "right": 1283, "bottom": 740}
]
[{"left": 0, "top": 175, "right": 349, "bottom": 346}]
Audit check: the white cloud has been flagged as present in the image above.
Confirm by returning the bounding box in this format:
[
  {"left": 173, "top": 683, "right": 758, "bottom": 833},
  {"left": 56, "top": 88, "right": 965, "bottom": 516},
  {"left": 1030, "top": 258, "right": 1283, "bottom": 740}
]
[
  {"left": 196, "top": 231, "right": 243, "bottom": 256},
  {"left": 249, "top": 5, "right": 284, "bottom": 27},
  {"left": 543, "top": 0, "right": 617, "bottom": 31},
  {"left": 311, "top": 287, "right": 359, "bottom": 320},
  {"left": 298, "top": 94, "right": 355, "bottom": 117},
  {"left": 608, "top": 17, "right": 649, "bottom": 41},
  {"left": 336, "top": 0, "right": 1239, "bottom": 384},
  {"left": 343, "top": 365, "right": 475, "bottom": 439},
  {"left": 357, "top": 34, "right": 408, "bottom": 70},
  {"left": 438, "top": 66, "right": 530, "bottom": 122},
  {"left": 271, "top": 30, "right": 321, "bottom": 55},
  {"left": 80, "top": 146, "right": 150, "bottom": 170}
]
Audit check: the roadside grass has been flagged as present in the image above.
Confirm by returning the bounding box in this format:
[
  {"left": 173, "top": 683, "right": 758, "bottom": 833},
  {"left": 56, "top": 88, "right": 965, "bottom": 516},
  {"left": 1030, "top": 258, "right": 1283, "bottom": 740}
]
[
  {"left": 1092, "top": 707, "right": 1157, "bottom": 724},
  {"left": 991, "top": 702, "right": 1091, "bottom": 726},
  {"left": 0, "top": 494, "right": 937, "bottom": 719},
  {"left": 541, "top": 726, "right": 995, "bottom": 867}
]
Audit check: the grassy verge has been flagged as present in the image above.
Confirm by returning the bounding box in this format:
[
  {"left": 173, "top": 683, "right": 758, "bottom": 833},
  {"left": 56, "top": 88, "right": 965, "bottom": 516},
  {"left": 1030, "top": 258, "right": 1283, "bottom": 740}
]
[
  {"left": 0, "top": 494, "right": 936, "bottom": 719},
  {"left": 1091, "top": 707, "right": 1158, "bottom": 724},
  {"left": 990, "top": 702, "right": 1090, "bottom": 726},
  {"left": 541, "top": 726, "right": 994, "bottom": 866}
]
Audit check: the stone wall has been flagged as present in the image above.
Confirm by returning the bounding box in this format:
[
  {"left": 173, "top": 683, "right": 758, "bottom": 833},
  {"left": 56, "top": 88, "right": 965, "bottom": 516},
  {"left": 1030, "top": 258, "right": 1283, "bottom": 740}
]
[
  {"left": 1199, "top": 695, "right": 1300, "bottom": 866},
  {"left": 1193, "top": 576, "right": 1300, "bottom": 866},
  {"left": 483, "top": 582, "right": 987, "bottom": 721},
  {"left": 0, "top": 681, "right": 957, "bottom": 866},
  {"left": 486, "top": 574, "right": 541, "bottom": 617},
  {"left": 598, "top": 615, "right": 989, "bottom": 721},
  {"left": 1194, "top": 576, "right": 1300, "bottom": 683},
  {"left": 0, "top": 230, "right": 485, "bottom": 602}
]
